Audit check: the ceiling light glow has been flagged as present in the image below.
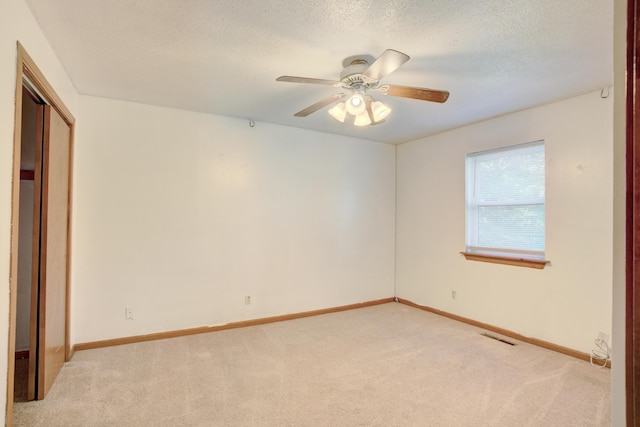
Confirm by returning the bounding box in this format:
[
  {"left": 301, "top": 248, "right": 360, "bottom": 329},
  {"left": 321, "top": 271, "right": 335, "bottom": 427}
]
[
  {"left": 328, "top": 94, "right": 391, "bottom": 127},
  {"left": 371, "top": 101, "right": 391, "bottom": 122},
  {"left": 354, "top": 111, "right": 372, "bottom": 127},
  {"left": 328, "top": 102, "right": 347, "bottom": 122},
  {"left": 345, "top": 93, "right": 366, "bottom": 116}
]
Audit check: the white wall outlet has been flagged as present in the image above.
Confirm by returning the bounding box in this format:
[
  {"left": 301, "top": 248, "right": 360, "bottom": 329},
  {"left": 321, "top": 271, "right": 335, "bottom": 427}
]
[
  {"left": 245, "top": 295, "right": 252, "bottom": 305},
  {"left": 451, "top": 290, "right": 457, "bottom": 300},
  {"left": 125, "top": 306, "right": 134, "bottom": 320}
]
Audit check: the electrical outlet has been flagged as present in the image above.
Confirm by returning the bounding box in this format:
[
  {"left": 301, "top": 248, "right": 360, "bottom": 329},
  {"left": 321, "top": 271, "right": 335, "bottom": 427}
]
[
  {"left": 125, "top": 307, "right": 134, "bottom": 320},
  {"left": 245, "top": 295, "right": 252, "bottom": 305},
  {"left": 451, "top": 290, "right": 457, "bottom": 300}
]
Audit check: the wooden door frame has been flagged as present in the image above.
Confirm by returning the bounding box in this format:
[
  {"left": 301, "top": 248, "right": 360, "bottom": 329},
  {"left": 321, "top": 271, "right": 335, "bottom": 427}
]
[
  {"left": 6, "top": 42, "right": 75, "bottom": 425},
  {"left": 628, "top": 0, "right": 640, "bottom": 424}
]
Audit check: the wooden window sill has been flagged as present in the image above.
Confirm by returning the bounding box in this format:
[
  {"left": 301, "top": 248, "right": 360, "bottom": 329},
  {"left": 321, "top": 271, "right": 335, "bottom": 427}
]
[{"left": 460, "top": 252, "right": 550, "bottom": 269}]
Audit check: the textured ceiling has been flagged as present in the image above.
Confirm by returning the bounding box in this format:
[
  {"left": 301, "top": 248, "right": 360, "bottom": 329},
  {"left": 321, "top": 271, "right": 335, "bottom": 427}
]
[{"left": 25, "top": 0, "right": 613, "bottom": 144}]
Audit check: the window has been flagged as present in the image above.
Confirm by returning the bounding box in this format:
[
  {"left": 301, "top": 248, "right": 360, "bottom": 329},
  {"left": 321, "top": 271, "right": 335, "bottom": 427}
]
[{"left": 465, "top": 141, "right": 545, "bottom": 262}]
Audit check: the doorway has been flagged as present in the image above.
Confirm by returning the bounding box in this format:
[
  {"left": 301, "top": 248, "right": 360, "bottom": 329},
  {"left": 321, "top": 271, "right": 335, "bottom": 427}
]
[
  {"left": 13, "top": 84, "right": 43, "bottom": 402},
  {"left": 6, "top": 43, "right": 75, "bottom": 424}
]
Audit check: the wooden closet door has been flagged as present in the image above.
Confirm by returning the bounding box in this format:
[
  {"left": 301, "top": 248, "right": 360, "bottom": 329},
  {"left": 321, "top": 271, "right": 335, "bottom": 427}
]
[{"left": 37, "top": 105, "right": 71, "bottom": 399}]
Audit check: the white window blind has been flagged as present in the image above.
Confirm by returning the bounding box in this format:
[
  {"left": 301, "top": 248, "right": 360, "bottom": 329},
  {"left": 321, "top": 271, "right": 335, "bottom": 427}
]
[{"left": 466, "top": 141, "right": 545, "bottom": 259}]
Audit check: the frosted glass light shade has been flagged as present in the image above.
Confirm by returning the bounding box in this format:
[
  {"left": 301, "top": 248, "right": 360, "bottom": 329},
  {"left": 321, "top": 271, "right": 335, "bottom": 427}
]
[
  {"left": 354, "top": 111, "right": 372, "bottom": 127},
  {"left": 345, "top": 93, "right": 366, "bottom": 115},
  {"left": 371, "top": 100, "right": 391, "bottom": 122},
  {"left": 328, "top": 102, "right": 347, "bottom": 122}
]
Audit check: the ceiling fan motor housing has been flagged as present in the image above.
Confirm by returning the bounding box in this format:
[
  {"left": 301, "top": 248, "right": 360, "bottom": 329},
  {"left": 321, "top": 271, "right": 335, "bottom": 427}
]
[{"left": 340, "top": 59, "right": 375, "bottom": 89}]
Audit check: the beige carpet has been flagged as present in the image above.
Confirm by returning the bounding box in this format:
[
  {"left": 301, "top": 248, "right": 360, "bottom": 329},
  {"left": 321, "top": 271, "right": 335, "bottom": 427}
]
[{"left": 12, "top": 303, "right": 610, "bottom": 426}]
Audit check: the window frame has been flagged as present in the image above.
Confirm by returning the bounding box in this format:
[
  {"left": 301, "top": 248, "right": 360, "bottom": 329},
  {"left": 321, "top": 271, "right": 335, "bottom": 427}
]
[{"left": 464, "top": 140, "right": 548, "bottom": 267}]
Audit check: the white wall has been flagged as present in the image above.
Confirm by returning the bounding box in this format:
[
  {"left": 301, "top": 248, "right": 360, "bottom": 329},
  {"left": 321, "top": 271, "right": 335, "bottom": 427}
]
[
  {"left": 71, "top": 95, "right": 396, "bottom": 344},
  {"left": 0, "top": 0, "right": 79, "bottom": 423},
  {"left": 396, "top": 91, "right": 613, "bottom": 354}
]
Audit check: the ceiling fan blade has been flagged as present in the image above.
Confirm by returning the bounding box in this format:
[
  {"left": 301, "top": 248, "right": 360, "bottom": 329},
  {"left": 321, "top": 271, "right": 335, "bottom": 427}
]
[
  {"left": 277, "top": 76, "right": 342, "bottom": 87},
  {"left": 362, "top": 49, "right": 410, "bottom": 82},
  {"left": 293, "top": 94, "right": 344, "bottom": 117},
  {"left": 381, "top": 84, "right": 450, "bottom": 103}
]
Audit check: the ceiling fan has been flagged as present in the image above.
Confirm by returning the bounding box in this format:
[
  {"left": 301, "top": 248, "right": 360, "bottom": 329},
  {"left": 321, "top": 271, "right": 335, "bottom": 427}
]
[{"left": 276, "top": 49, "right": 449, "bottom": 127}]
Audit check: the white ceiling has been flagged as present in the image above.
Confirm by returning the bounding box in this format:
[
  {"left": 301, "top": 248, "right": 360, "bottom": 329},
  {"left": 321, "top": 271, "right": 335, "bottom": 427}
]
[{"left": 25, "top": 0, "right": 613, "bottom": 144}]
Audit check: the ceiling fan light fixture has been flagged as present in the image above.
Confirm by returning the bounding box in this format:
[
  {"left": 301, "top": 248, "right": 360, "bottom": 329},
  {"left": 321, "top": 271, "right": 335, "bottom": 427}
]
[
  {"left": 354, "top": 111, "right": 372, "bottom": 127},
  {"left": 276, "top": 49, "right": 449, "bottom": 124},
  {"left": 371, "top": 100, "right": 391, "bottom": 122},
  {"left": 328, "top": 102, "right": 347, "bottom": 122},
  {"left": 345, "top": 93, "right": 366, "bottom": 116}
]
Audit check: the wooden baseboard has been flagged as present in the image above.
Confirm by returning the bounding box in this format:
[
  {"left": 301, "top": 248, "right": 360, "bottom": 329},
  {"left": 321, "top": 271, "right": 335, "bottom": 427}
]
[
  {"left": 74, "top": 298, "right": 395, "bottom": 352},
  {"left": 73, "top": 297, "right": 608, "bottom": 368},
  {"left": 397, "top": 298, "right": 611, "bottom": 369},
  {"left": 67, "top": 344, "right": 75, "bottom": 361}
]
